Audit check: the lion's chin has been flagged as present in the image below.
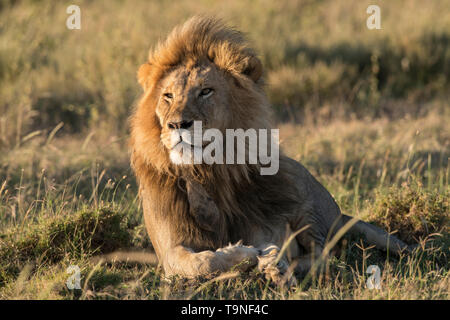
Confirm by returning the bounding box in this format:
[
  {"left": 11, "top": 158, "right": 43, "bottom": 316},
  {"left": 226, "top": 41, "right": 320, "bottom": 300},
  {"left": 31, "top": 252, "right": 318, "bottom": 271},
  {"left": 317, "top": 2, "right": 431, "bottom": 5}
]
[{"left": 169, "top": 141, "right": 203, "bottom": 165}]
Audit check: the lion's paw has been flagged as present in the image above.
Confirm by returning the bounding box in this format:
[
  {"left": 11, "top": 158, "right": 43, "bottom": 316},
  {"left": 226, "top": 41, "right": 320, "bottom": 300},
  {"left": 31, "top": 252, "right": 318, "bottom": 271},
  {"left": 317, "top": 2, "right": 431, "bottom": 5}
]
[
  {"left": 217, "top": 241, "right": 259, "bottom": 271},
  {"left": 257, "top": 245, "right": 297, "bottom": 287}
]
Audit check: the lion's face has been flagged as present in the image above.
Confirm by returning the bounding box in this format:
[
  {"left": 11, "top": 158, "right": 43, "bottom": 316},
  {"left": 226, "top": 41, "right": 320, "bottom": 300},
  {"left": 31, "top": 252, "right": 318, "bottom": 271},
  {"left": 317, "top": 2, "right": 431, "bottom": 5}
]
[
  {"left": 131, "top": 16, "right": 270, "bottom": 173},
  {"left": 156, "top": 61, "right": 231, "bottom": 164}
]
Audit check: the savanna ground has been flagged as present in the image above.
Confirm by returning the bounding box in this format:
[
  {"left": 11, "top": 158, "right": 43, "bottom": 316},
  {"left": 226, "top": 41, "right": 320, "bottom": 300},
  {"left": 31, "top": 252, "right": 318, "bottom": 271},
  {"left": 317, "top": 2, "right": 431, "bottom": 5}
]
[{"left": 0, "top": 0, "right": 448, "bottom": 299}]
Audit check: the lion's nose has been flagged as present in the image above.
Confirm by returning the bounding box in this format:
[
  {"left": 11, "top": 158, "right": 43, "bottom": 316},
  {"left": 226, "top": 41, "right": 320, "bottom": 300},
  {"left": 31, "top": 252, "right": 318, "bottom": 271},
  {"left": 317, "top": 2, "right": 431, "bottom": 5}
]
[{"left": 167, "top": 120, "right": 193, "bottom": 130}]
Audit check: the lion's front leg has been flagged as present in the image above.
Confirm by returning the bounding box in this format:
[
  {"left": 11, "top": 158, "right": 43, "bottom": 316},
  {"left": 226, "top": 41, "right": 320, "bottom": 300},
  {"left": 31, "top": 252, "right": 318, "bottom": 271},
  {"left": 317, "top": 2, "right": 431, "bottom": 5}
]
[{"left": 163, "top": 241, "right": 259, "bottom": 278}]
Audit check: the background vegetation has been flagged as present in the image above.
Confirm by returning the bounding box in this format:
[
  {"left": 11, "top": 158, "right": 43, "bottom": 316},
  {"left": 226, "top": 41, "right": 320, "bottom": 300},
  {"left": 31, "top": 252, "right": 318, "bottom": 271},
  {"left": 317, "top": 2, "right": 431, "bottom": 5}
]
[{"left": 0, "top": 0, "right": 448, "bottom": 299}]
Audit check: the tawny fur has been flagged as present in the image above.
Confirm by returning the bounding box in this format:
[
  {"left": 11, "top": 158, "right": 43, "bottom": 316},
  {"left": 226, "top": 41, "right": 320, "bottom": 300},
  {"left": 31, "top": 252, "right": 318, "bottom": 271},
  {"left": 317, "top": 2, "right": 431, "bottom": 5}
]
[{"left": 129, "top": 16, "right": 412, "bottom": 283}]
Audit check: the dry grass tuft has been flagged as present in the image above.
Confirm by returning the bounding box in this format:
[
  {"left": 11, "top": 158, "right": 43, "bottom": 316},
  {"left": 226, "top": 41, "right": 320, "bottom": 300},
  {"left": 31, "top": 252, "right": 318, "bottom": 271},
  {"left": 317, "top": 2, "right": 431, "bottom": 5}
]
[{"left": 367, "top": 181, "right": 449, "bottom": 243}]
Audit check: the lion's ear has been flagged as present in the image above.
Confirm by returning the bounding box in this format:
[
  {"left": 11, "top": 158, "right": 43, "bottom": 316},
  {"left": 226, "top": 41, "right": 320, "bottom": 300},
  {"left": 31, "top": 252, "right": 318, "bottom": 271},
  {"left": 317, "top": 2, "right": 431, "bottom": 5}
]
[
  {"left": 137, "top": 62, "right": 152, "bottom": 90},
  {"left": 242, "top": 56, "right": 263, "bottom": 83}
]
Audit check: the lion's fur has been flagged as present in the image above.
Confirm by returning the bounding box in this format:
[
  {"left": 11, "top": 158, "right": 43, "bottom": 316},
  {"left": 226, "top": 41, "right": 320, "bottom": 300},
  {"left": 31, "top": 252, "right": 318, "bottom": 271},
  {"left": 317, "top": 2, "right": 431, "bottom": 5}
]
[
  {"left": 129, "top": 16, "right": 411, "bottom": 278},
  {"left": 137, "top": 16, "right": 263, "bottom": 92},
  {"left": 130, "top": 16, "right": 301, "bottom": 252}
]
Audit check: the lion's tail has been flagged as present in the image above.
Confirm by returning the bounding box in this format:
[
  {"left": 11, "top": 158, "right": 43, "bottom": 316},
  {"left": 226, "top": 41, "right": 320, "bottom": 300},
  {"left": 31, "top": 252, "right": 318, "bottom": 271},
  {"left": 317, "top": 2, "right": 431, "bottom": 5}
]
[{"left": 341, "top": 214, "right": 415, "bottom": 255}]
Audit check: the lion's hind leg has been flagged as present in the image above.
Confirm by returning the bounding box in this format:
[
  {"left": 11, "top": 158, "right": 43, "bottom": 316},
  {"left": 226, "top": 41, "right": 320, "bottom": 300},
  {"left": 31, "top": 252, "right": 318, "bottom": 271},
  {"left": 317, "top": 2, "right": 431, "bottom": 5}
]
[
  {"left": 293, "top": 247, "right": 325, "bottom": 278},
  {"left": 293, "top": 231, "right": 327, "bottom": 278}
]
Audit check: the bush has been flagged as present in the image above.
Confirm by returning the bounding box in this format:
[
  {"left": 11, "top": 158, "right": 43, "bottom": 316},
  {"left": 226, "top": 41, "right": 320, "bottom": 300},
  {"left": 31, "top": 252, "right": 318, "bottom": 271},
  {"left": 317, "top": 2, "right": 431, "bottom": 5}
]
[{"left": 367, "top": 181, "right": 449, "bottom": 243}]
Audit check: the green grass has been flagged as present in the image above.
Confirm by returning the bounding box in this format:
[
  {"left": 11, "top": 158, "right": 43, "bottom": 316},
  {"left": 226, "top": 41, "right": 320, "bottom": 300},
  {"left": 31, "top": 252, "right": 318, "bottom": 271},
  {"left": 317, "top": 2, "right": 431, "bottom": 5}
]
[
  {"left": 0, "top": 111, "right": 448, "bottom": 299},
  {"left": 0, "top": 0, "right": 449, "bottom": 299}
]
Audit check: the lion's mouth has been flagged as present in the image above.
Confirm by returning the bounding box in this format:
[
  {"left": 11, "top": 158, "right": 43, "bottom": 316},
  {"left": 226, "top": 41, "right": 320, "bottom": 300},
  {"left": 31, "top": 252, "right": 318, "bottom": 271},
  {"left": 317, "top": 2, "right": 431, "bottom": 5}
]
[
  {"left": 171, "top": 135, "right": 209, "bottom": 150},
  {"left": 168, "top": 140, "right": 205, "bottom": 165},
  {"left": 171, "top": 139, "right": 197, "bottom": 149}
]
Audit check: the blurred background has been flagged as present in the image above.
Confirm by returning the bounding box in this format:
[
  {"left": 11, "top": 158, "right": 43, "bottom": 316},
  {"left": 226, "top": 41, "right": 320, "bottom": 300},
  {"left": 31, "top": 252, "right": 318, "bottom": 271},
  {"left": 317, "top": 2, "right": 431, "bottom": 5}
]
[
  {"left": 1, "top": 0, "right": 449, "bottom": 138},
  {"left": 0, "top": 0, "right": 448, "bottom": 299}
]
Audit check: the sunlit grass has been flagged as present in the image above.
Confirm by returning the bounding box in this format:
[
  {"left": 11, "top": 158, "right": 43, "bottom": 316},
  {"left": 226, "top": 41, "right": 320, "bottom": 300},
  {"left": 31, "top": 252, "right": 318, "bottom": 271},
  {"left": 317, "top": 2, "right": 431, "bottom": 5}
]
[
  {"left": 0, "top": 0, "right": 448, "bottom": 300},
  {"left": 0, "top": 111, "right": 448, "bottom": 299}
]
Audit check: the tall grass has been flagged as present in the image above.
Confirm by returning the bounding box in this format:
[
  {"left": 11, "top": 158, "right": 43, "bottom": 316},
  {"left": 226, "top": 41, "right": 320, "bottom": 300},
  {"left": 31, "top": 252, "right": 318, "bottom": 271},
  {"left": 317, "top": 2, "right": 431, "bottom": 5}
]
[
  {"left": 0, "top": 111, "right": 448, "bottom": 299},
  {"left": 0, "top": 0, "right": 448, "bottom": 299}
]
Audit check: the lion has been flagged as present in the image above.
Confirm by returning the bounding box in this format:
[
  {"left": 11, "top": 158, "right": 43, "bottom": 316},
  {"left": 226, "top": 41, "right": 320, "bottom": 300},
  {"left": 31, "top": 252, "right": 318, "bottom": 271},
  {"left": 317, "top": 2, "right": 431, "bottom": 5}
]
[{"left": 129, "top": 16, "right": 414, "bottom": 284}]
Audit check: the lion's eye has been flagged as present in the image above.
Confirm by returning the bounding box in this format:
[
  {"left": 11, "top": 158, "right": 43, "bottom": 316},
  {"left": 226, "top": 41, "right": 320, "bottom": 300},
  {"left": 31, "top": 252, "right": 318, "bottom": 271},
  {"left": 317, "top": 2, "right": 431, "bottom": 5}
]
[
  {"left": 199, "top": 88, "right": 214, "bottom": 98},
  {"left": 163, "top": 93, "right": 173, "bottom": 101}
]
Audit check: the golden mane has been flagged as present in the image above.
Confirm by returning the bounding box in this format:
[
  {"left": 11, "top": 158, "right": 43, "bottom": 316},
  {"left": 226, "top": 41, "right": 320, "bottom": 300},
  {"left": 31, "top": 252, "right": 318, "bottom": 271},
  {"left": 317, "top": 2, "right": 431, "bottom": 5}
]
[{"left": 138, "top": 16, "right": 263, "bottom": 91}]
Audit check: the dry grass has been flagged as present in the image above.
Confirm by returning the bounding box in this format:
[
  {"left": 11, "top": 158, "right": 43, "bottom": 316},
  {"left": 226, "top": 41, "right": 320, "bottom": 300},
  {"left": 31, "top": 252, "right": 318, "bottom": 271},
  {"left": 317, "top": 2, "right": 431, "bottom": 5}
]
[
  {"left": 1, "top": 0, "right": 449, "bottom": 144},
  {"left": 0, "top": 111, "right": 448, "bottom": 299},
  {"left": 0, "top": 0, "right": 449, "bottom": 299}
]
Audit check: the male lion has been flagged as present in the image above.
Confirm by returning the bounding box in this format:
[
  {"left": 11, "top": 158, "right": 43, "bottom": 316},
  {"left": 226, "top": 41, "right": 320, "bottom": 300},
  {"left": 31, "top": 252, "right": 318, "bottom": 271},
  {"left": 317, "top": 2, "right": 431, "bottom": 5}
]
[{"left": 130, "top": 16, "right": 413, "bottom": 283}]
